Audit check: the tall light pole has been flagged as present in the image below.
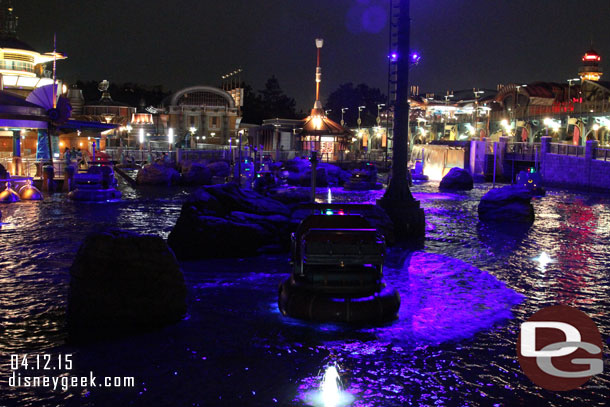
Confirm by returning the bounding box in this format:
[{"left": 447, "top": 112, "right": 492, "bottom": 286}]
[
  {"left": 376, "top": 103, "right": 385, "bottom": 151},
  {"left": 378, "top": 0, "right": 425, "bottom": 241},
  {"left": 443, "top": 91, "right": 453, "bottom": 139},
  {"left": 357, "top": 105, "right": 365, "bottom": 129},
  {"left": 340, "top": 107, "right": 348, "bottom": 126},
  {"left": 566, "top": 78, "right": 579, "bottom": 134},
  {"left": 473, "top": 89, "right": 484, "bottom": 140}
]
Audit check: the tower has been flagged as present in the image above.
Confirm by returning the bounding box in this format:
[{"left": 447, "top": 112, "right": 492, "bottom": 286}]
[
  {"left": 312, "top": 38, "right": 324, "bottom": 115},
  {"left": 578, "top": 48, "right": 603, "bottom": 81},
  {"left": 0, "top": 0, "right": 18, "bottom": 38}
]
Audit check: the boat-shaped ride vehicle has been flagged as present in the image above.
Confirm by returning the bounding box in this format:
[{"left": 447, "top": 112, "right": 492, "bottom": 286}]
[{"left": 278, "top": 204, "right": 400, "bottom": 323}]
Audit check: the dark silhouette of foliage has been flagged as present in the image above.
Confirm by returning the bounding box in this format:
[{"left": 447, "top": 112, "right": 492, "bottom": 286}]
[{"left": 325, "top": 83, "right": 386, "bottom": 127}]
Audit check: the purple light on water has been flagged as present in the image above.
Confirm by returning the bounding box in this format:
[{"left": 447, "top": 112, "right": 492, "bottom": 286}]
[{"left": 295, "top": 252, "right": 523, "bottom": 405}]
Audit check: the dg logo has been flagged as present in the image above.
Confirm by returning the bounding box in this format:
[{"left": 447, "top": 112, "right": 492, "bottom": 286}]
[{"left": 517, "top": 305, "right": 604, "bottom": 391}]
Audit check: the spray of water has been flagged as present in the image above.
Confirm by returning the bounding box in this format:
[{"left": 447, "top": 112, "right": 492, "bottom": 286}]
[
  {"left": 320, "top": 365, "right": 341, "bottom": 407},
  {"left": 302, "top": 364, "right": 354, "bottom": 407}
]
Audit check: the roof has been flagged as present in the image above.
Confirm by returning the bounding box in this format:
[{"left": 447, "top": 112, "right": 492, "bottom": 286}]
[
  {"left": 300, "top": 109, "right": 351, "bottom": 136},
  {"left": 0, "top": 90, "right": 46, "bottom": 110},
  {"left": 0, "top": 37, "right": 37, "bottom": 52}
]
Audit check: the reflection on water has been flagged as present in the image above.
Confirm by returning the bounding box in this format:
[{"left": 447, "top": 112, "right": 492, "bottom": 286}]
[{"left": 0, "top": 180, "right": 609, "bottom": 406}]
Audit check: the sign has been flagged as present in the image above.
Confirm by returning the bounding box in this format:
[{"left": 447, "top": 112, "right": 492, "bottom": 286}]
[{"left": 517, "top": 305, "right": 603, "bottom": 391}]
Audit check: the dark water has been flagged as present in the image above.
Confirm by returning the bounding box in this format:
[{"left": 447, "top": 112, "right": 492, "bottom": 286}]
[{"left": 0, "top": 180, "right": 608, "bottom": 406}]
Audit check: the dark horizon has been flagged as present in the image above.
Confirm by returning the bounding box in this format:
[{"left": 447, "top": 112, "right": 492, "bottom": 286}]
[{"left": 15, "top": 0, "right": 610, "bottom": 109}]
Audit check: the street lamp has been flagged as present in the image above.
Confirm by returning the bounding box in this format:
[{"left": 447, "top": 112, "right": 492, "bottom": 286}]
[
  {"left": 566, "top": 78, "right": 580, "bottom": 133},
  {"left": 189, "top": 127, "right": 197, "bottom": 148},
  {"left": 515, "top": 84, "right": 527, "bottom": 129},
  {"left": 325, "top": 109, "right": 332, "bottom": 116},
  {"left": 357, "top": 105, "right": 365, "bottom": 129},
  {"left": 443, "top": 91, "right": 454, "bottom": 139},
  {"left": 376, "top": 104, "right": 385, "bottom": 125},
  {"left": 473, "top": 89, "right": 484, "bottom": 140},
  {"left": 340, "top": 107, "right": 348, "bottom": 126}
]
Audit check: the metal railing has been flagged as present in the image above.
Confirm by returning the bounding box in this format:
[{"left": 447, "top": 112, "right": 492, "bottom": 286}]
[
  {"left": 505, "top": 142, "right": 541, "bottom": 160},
  {"left": 594, "top": 148, "right": 610, "bottom": 161},
  {"left": 549, "top": 143, "right": 585, "bottom": 157}
]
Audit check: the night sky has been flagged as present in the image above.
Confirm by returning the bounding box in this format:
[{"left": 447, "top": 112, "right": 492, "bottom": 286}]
[{"left": 17, "top": 0, "right": 610, "bottom": 110}]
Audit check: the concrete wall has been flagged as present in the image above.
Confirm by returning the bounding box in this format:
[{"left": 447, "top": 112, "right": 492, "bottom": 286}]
[{"left": 540, "top": 137, "right": 610, "bottom": 190}]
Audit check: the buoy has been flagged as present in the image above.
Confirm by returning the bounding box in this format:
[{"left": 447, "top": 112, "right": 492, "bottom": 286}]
[
  {"left": 19, "top": 179, "right": 43, "bottom": 201},
  {"left": 0, "top": 181, "right": 20, "bottom": 203}
]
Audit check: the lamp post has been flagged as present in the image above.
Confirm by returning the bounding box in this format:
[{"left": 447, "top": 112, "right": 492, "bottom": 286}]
[
  {"left": 378, "top": 0, "right": 425, "bottom": 241},
  {"left": 189, "top": 126, "right": 197, "bottom": 148},
  {"left": 340, "top": 107, "right": 348, "bottom": 126},
  {"left": 125, "top": 124, "right": 132, "bottom": 148},
  {"left": 473, "top": 89, "right": 484, "bottom": 140},
  {"left": 443, "top": 91, "right": 453, "bottom": 139},
  {"left": 566, "top": 78, "right": 579, "bottom": 134},
  {"left": 357, "top": 106, "right": 365, "bottom": 129}
]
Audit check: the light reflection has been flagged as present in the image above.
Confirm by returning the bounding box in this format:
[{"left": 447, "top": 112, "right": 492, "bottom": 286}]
[{"left": 533, "top": 252, "right": 554, "bottom": 271}]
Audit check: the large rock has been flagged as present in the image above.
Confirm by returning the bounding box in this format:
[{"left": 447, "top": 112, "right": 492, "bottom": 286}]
[
  {"left": 136, "top": 163, "right": 180, "bottom": 185},
  {"left": 206, "top": 160, "right": 231, "bottom": 178},
  {"left": 318, "top": 163, "right": 351, "bottom": 186},
  {"left": 168, "top": 212, "right": 276, "bottom": 259},
  {"left": 284, "top": 158, "right": 328, "bottom": 187},
  {"left": 439, "top": 167, "right": 473, "bottom": 190},
  {"left": 478, "top": 186, "right": 535, "bottom": 223},
  {"left": 67, "top": 230, "right": 186, "bottom": 342},
  {"left": 168, "top": 184, "right": 294, "bottom": 259},
  {"left": 181, "top": 162, "right": 212, "bottom": 185},
  {"left": 204, "top": 183, "right": 290, "bottom": 216},
  {"left": 267, "top": 187, "right": 311, "bottom": 205}
]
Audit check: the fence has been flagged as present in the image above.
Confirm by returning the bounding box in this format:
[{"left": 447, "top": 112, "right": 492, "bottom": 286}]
[
  {"left": 549, "top": 143, "right": 586, "bottom": 157},
  {"left": 505, "top": 142, "right": 541, "bottom": 161},
  {"left": 594, "top": 147, "right": 610, "bottom": 161}
]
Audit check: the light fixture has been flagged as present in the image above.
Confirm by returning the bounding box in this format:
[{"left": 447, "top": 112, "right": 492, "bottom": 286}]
[{"left": 168, "top": 128, "right": 174, "bottom": 144}]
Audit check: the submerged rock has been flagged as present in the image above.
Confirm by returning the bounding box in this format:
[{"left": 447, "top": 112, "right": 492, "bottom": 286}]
[
  {"left": 439, "top": 167, "right": 473, "bottom": 190},
  {"left": 136, "top": 163, "right": 180, "bottom": 185},
  {"left": 478, "top": 186, "right": 535, "bottom": 223},
  {"left": 181, "top": 162, "right": 212, "bottom": 185},
  {"left": 67, "top": 229, "right": 186, "bottom": 342}
]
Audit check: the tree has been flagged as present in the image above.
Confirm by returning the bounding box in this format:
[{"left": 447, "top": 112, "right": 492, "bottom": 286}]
[
  {"left": 75, "top": 80, "right": 171, "bottom": 107},
  {"left": 324, "top": 83, "right": 386, "bottom": 127},
  {"left": 241, "top": 84, "right": 265, "bottom": 124},
  {"left": 241, "top": 75, "right": 298, "bottom": 124},
  {"left": 259, "top": 75, "right": 297, "bottom": 119}
]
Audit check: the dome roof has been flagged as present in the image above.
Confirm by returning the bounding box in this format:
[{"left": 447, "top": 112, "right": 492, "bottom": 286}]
[{"left": 0, "top": 37, "right": 37, "bottom": 52}]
